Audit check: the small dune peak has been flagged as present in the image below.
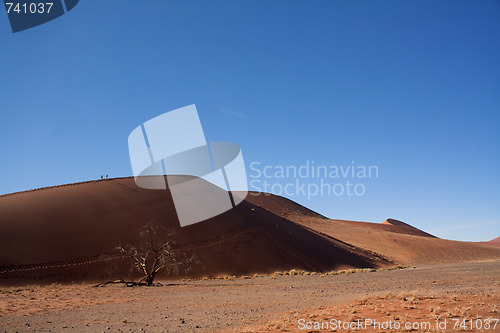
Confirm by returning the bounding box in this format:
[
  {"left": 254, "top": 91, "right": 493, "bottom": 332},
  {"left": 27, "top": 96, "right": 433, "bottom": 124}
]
[
  {"left": 382, "top": 218, "right": 436, "bottom": 238},
  {"left": 382, "top": 218, "right": 409, "bottom": 227}
]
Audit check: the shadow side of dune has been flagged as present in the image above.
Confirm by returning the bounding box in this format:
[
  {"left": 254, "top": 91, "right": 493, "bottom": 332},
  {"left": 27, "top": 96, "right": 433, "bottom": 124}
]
[{"left": 0, "top": 177, "right": 393, "bottom": 284}]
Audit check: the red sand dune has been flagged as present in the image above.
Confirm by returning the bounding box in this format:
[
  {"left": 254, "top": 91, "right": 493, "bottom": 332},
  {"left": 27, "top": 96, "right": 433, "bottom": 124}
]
[
  {"left": 483, "top": 236, "right": 500, "bottom": 247},
  {"left": 381, "top": 218, "right": 436, "bottom": 237},
  {"left": 246, "top": 194, "right": 500, "bottom": 265},
  {"left": 245, "top": 195, "right": 434, "bottom": 238},
  {"left": 1, "top": 178, "right": 499, "bottom": 285},
  {"left": 0, "top": 177, "right": 392, "bottom": 284}
]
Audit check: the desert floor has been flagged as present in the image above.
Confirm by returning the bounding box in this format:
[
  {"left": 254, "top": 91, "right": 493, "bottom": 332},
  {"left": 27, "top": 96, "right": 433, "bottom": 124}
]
[{"left": 1, "top": 261, "right": 499, "bottom": 333}]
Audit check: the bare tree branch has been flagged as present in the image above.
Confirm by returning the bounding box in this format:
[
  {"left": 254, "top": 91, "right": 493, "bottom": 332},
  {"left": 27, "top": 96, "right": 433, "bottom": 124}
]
[{"left": 109, "top": 221, "right": 199, "bottom": 286}]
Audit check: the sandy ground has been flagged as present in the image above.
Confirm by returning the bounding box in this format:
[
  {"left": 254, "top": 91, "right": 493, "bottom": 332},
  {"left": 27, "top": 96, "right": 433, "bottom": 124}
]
[
  {"left": 0, "top": 261, "right": 499, "bottom": 332},
  {"left": 251, "top": 293, "right": 500, "bottom": 332}
]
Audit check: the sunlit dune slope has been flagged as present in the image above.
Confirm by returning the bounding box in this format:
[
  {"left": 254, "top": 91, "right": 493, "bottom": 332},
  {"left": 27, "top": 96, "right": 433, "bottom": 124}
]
[{"left": 246, "top": 193, "right": 500, "bottom": 265}]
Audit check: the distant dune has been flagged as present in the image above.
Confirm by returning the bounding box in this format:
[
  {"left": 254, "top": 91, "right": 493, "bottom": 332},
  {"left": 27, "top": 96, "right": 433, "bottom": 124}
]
[
  {"left": 0, "top": 177, "right": 391, "bottom": 285},
  {"left": 482, "top": 236, "right": 500, "bottom": 248},
  {"left": 246, "top": 194, "right": 500, "bottom": 266},
  {"left": 381, "top": 218, "right": 436, "bottom": 237}
]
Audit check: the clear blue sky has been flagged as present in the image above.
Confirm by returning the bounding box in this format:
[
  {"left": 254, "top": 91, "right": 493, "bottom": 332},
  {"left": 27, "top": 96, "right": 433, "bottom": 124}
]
[{"left": 1, "top": 0, "right": 499, "bottom": 241}]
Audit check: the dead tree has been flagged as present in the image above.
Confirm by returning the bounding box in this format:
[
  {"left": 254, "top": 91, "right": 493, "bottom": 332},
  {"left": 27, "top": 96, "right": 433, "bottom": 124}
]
[{"left": 116, "top": 222, "right": 197, "bottom": 286}]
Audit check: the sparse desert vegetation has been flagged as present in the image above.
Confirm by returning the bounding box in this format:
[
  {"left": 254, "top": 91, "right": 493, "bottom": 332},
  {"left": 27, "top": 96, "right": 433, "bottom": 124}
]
[{"left": 1, "top": 261, "right": 499, "bottom": 332}]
